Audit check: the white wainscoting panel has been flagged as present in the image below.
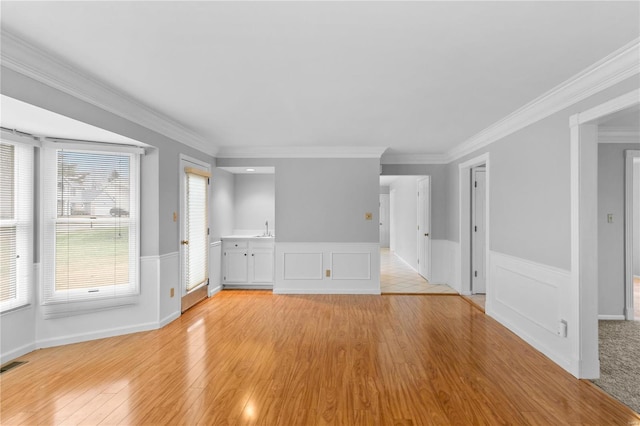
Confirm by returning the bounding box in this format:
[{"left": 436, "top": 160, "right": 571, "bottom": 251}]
[
  {"left": 159, "top": 252, "right": 180, "bottom": 326},
  {"left": 209, "top": 241, "right": 223, "bottom": 296},
  {"left": 430, "top": 240, "right": 461, "bottom": 292},
  {"left": 331, "top": 252, "right": 370, "bottom": 280},
  {"left": 283, "top": 253, "right": 324, "bottom": 280},
  {"left": 276, "top": 243, "right": 380, "bottom": 294},
  {"left": 488, "top": 250, "right": 574, "bottom": 373}
]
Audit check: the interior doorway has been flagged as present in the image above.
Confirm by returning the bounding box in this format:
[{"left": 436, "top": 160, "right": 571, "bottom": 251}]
[{"left": 625, "top": 153, "right": 640, "bottom": 321}]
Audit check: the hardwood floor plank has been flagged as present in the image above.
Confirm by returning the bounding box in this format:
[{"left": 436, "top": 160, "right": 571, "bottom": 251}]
[{"left": 2, "top": 291, "right": 638, "bottom": 425}]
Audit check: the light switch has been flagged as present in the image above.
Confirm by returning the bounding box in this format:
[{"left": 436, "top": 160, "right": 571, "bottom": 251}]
[
  {"left": 170, "top": 288, "right": 175, "bottom": 298},
  {"left": 607, "top": 214, "right": 613, "bottom": 224},
  {"left": 365, "top": 212, "right": 373, "bottom": 220},
  {"left": 326, "top": 269, "right": 331, "bottom": 277},
  {"left": 173, "top": 212, "right": 178, "bottom": 222}
]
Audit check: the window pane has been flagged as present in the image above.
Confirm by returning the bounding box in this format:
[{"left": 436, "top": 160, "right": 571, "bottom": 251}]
[
  {"left": 186, "top": 172, "right": 208, "bottom": 291},
  {"left": 0, "top": 144, "right": 15, "bottom": 220},
  {"left": 0, "top": 227, "right": 17, "bottom": 302},
  {"left": 55, "top": 221, "right": 129, "bottom": 291},
  {"left": 57, "top": 151, "right": 130, "bottom": 218}
]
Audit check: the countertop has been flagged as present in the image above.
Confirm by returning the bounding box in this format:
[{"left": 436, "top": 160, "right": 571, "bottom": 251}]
[{"left": 221, "top": 235, "right": 275, "bottom": 240}]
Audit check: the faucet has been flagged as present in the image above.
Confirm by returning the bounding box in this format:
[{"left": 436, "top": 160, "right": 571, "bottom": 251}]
[{"left": 265, "top": 220, "right": 269, "bottom": 237}]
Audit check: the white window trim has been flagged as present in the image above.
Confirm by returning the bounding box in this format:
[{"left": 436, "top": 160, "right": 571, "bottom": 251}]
[
  {"left": 0, "top": 134, "right": 34, "bottom": 314},
  {"left": 40, "top": 141, "right": 141, "bottom": 319}
]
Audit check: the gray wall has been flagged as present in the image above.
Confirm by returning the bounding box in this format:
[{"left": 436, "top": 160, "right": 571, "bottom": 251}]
[
  {"left": 1, "top": 67, "right": 215, "bottom": 257},
  {"left": 217, "top": 157, "right": 380, "bottom": 243},
  {"left": 444, "top": 75, "right": 640, "bottom": 271},
  {"left": 389, "top": 176, "right": 419, "bottom": 269},
  {"left": 234, "top": 174, "right": 275, "bottom": 233},
  {"left": 211, "top": 167, "right": 235, "bottom": 241},
  {"left": 635, "top": 160, "right": 640, "bottom": 277},
  {"left": 597, "top": 143, "right": 638, "bottom": 316},
  {"left": 381, "top": 164, "right": 447, "bottom": 240}
]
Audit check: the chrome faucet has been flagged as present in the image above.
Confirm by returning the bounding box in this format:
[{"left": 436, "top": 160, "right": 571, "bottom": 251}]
[{"left": 265, "top": 220, "right": 269, "bottom": 237}]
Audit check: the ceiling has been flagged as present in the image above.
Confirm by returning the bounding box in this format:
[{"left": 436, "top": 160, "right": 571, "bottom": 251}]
[{"left": 1, "top": 1, "right": 639, "bottom": 157}]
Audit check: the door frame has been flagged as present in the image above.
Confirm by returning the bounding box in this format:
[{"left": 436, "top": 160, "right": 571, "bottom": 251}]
[
  {"left": 379, "top": 193, "right": 390, "bottom": 248},
  {"left": 417, "top": 177, "right": 431, "bottom": 281},
  {"left": 570, "top": 88, "right": 639, "bottom": 378},
  {"left": 471, "top": 167, "right": 487, "bottom": 294},
  {"left": 179, "top": 154, "right": 211, "bottom": 312},
  {"left": 624, "top": 151, "right": 640, "bottom": 320},
  {"left": 459, "top": 153, "right": 490, "bottom": 303}
]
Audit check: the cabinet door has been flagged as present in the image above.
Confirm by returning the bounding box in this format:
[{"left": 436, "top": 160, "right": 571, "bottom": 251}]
[
  {"left": 223, "top": 248, "right": 248, "bottom": 283},
  {"left": 251, "top": 248, "right": 274, "bottom": 283}
]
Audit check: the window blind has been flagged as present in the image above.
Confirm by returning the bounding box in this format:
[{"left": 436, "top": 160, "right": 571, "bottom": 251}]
[
  {"left": 0, "top": 140, "right": 33, "bottom": 313},
  {"left": 42, "top": 145, "right": 139, "bottom": 317},
  {"left": 185, "top": 168, "right": 209, "bottom": 292}
]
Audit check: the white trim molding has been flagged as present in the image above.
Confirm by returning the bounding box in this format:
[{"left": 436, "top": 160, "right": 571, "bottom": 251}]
[
  {"left": 447, "top": 39, "right": 640, "bottom": 162},
  {"left": 381, "top": 153, "right": 449, "bottom": 165},
  {"left": 598, "top": 315, "right": 626, "bottom": 321},
  {"left": 624, "top": 150, "right": 640, "bottom": 320},
  {"left": 568, "top": 90, "right": 640, "bottom": 379},
  {"left": 0, "top": 29, "right": 215, "bottom": 156},
  {"left": 216, "top": 146, "right": 388, "bottom": 159},
  {"left": 598, "top": 128, "right": 640, "bottom": 144},
  {"left": 274, "top": 242, "right": 380, "bottom": 294}
]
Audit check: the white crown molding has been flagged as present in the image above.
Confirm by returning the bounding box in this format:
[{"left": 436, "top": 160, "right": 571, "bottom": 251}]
[
  {"left": 447, "top": 38, "right": 640, "bottom": 162},
  {"left": 380, "top": 153, "right": 449, "bottom": 165},
  {"left": 598, "top": 127, "right": 640, "bottom": 144},
  {"left": 216, "top": 146, "right": 388, "bottom": 159},
  {"left": 1, "top": 29, "right": 216, "bottom": 157}
]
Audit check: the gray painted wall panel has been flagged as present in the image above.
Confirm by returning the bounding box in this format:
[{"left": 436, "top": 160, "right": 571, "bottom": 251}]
[
  {"left": 211, "top": 167, "right": 235, "bottom": 241},
  {"left": 234, "top": 174, "right": 275, "bottom": 233}
]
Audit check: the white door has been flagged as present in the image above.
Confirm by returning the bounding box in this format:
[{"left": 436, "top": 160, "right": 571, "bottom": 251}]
[
  {"left": 379, "top": 194, "right": 390, "bottom": 248},
  {"left": 417, "top": 177, "right": 431, "bottom": 281},
  {"left": 390, "top": 189, "right": 396, "bottom": 252},
  {"left": 471, "top": 168, "right": 486, "bottom": 294},
  {"left": 180, "top": 158, "right": 210, "bottom": 312}
]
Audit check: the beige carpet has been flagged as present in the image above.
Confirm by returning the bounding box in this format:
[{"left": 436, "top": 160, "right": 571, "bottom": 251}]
[{"left": 591, "top": 320, "right": 640, "bottom": 414}]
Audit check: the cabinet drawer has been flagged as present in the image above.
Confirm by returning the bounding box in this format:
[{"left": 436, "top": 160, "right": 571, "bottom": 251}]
[{"left": 224, "top": 241, "right": 248, "bottom": 249}]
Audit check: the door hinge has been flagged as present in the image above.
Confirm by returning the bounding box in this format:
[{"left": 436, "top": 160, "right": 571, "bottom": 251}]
[
  {"left": 474, "top": 181, "right": 477, "bottom": 188},
  {"left": 224, "top": 252, "right": 226, "bottom": 256},
  {"left": 474, "top": 270, "right": 478, "bottom": 277},
  {"left": 417, "top": 259, "right": 419, "bottom": 264},
  {"left": 208, "top": 178, "right": 210, "bottom": 185},
  {"left": 474, "top": 226, "right": 477, "bottom": 232},
  {"left": 208, "top": 228, "right": 210, "bottom": 235}
]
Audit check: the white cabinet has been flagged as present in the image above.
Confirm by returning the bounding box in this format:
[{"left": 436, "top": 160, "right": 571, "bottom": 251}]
[{"left": 222, "top": 238, "right": 274, "bottom": 288}]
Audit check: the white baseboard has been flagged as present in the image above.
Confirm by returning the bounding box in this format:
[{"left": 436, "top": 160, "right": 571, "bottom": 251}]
[
  {"left": 208, "top": 284, "right": 223, "bottom": 297},
  {"left": 36, "top": 321, "right": 160, "bottom": 349},
  {"left": 273, "top": 288, "right": 380, "bottom": 295},
  {"left": 275, "top": 242, "right": 380, "bottom": 294},
  {"left": 159, "top": 311, "right": 181, "bottom": 328},
  {"left": 489, "top": 250, "right": 575, "bottom": 375},
  {"left": 598, "top": 314, "right": 625, "bottom": 320},
  {"left": 1, "top": 342, "right": 36, "bottom": 364}
]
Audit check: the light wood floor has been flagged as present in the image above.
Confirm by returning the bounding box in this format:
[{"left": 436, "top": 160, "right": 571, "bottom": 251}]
[{"left": 2, "top": 292, "right": 639, "bottom": 425}]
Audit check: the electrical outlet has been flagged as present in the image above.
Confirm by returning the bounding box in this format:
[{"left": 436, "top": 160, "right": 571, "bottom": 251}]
[
  {"left": 170, "top": 288, "right": 175, "bottom": 298},
  {"left": 607, "top": 213, "right": 613, "bottom": 224},
  {"left": 173, "top": 212, "right": 178, "bottom": 222},
  {"left": 557, "top": 320, "right": 567, "bottom": 338},
  {"left": 326, "top": 269, "right": 331, "bottom": 277}
]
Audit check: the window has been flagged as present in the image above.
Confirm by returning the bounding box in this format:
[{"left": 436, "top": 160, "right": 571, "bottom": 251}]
[
  {"left": 42, "top": 144, "right": 140, "bottom": 318},
  {"left": 0, "top": 137, "right": 33, "bottom": 313}
]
